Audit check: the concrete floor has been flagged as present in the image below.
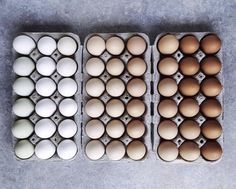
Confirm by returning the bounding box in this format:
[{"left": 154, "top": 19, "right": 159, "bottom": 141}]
[{"left": 0, "top": 0, "right": 236, "bottom": 188}]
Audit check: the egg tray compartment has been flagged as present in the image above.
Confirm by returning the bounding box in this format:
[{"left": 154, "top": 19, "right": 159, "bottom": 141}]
[
  {"left": 12, "top": 32, "right": 83, "bottom": 161},
  {"left": 81, "top": 32, "right": 152, "bottom": 161},
  {"left": 152, "top": 32, "right": 224, "bottom": 163}
]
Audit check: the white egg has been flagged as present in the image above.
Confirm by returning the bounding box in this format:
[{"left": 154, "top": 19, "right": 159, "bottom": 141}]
[
  {"left": 57, "top": 139, "right": 77, "bottom": 160},
  {"left": 35, "top": 98, "right": 56, "bottom": 117},
  {"left": 57, "top": 36, "right": 77, "bottom": 56},
  {"left": 13, "top": 77, "right": 34, "bottom": 96},
  {"left": 85, "top": 140, "right": 105, "bottom": 160},
  {"left": 59, "top": 98, "right": 78, "bottom": 117},
  {"left": 15, "top": 140, "right": 34, "bottom": 159},
  {"left": 58, "top": 119, "right": 77, "bottom": 138},
  {"left": 36, "top": 57, "right": 56, "bottom": 76},
  {"left": 37, "top": 36, "right": 56, "bottom": 55},
  {"left": 85, "top": 78, "right": 105, "bottom": 97},
  {"left": 85, "top": 119, "right": 105, "bottom": 139},
  {"left": 13, "top": 98, "right": 34, "bottom": 117},
  {"left": 106, "top": 140, "right": 126, "bottom": 160},
  {"left": 35, "top": 78, "right": 56, "bottom": 97},
  {"left": 12, "top": 119, "right": 34, "bottom": 139},
  {"left": 85, "top": 58, "right": 105, "bottom": 76},
  {"left": 13, "top": 35, "right": 36, "bottom": 55},
  {"left": 85, "top": 99, "right": 104, "bottom": 118},
  {"left": 35, "top": 118, "right": 56, "bottom": 138},
  {"left": 13, "top": 57, "right": 35, "bottom": 76},
  {"left": 57, "top": 58, "right": 77, "bottom": 77},
  {"left": 35, "top": 139, "right": 56, "bottom": 159},
  {"left": 58, "top": 78, "right": 77, "bottom": 97}
]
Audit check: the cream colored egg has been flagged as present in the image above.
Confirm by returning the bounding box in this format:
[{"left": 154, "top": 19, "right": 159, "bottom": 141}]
[
  {"left": 158, "top": 120, "right": 178, "bottom": 140},
  {"left": 85, "top": 119, "right": 105, "bottom": 139},
  {"left": 106, "top": 58, "right": 124, "bottom": 76},
  {"left": 58, "top": 78, "right": 77, "bottom": 97},
  {"left": 12, "top": 119, "right": 34, "bottom": 139},
  {"left": 158, "top": 57, "right": 178, "bottom": 76},
  {"left": 57, "top": 139, "right": 77, "bottom": 160},
  {"left": 157, "top": 34, "right": 179, "bottom": 54},
  {"left": 106, "top": 78, "right": 125, "bottom": 97},
  {"left": 158, "top": 78, "right": 177, "bottom": 97},
  {"left": 106, "top": 119, "right": 125, "bottom": 138},
  {"left": 13, "top": 57, "right": 35, "bottom": 76},
  {"left": 127, "top": 140, "right": 146, "bottom": 160},
  {"left": 106, "top": 36, "right": 125, "bottom": 55},
  {"left": 85, "top": 78, "right": 105, "bottom": 97},
  {"left": 106, "top": 99, "right": 125, "bottom": 118},
  {"left": 106, "top": 140, "right": 126, "bottom": 160},
  {"left": 13, "top": 77, "right": 34, "bottom": 96},
  {"left": 127, "top": 36, "right": 147, "bottom": 55},
  {"left": 37, "top": 36, "right": 57, "bottom": 55},
  {"left": 127, "top": 58, "right": 147, "bottom": 76},
  {"left": 13, "top": 35, "right": 36, "bottom": 55},
  {"left": 35, "top": 98, "right": 56, "bottom": 118},
  {"left": 13, "top": 98, "right": 34, "bottom": 117},
  {"left": 86, "top": 58, "right": 105, "bottom": 77},
  {"left": 15, "top": 140, "right": 34, "bottom": 159},
  {"left": 57, "top": 36, "right": 77, "bottom": 56},
  {"left": 127, "top": 99, "right": 145, "bottom": 117},
  {"left": 35, "top": 139, "right": 56, "bottom": 159},
  {"left": 158, "top": 99, "right": 177, "bottom": 118},
  {"left": 85, "top": 140, "right": 105, "bottom": 160},
  {"left": 59, "top": 98, "right": 78, "bottom": 117},
  {"left": 86, "top": 35, "right": 105, "bottom": 56},
  {"left": 127, "top": 119, "right": 145, "bottom": 138},
  {"left": 179, "top": 141, "right": 200, "bottom": 162},
  {"left": 127, "top": 78, "right": 146, "bottom": 97},
  {"left": 85, "top": 98, "right": 104, "bottom": 118},
  {"left": 157, "top": 141, "right": 178, "bottom": 162}
]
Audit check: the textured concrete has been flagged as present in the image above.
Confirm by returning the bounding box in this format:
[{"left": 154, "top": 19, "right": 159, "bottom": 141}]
[{"left": 0, "top": 0, "right": 236, "bottom": 188}]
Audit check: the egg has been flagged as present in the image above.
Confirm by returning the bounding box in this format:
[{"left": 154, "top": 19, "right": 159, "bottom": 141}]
[
  {"left": 85, "top": 98, "right": 104, "bottom": 118},
  {"left": 57, "top": 36, "right": 77, "bottom": 56},
  {"left": 127, "top": 119, "right": 145, "bottom": 138},
  {"left": 106, "top": 58, "right": 124, "bottom": 76},
  {"left": 179, "top": 141, "right": 200, "bottom": 162},
  {"left": 106, "top": 119, "right": 125, "bottom": 138},
  {"left": 13, "top": 35, "right": 36, "bottom": 55},
  {"left": 86, "top": 78, "right": 105, "bottom": 97},
  {"left": 35, "top": 139, "right": 56, "bottom": 159},
  {"left": 201, "top": 120, "right": 222, "bottom": 139},
  {"left": 200, "top": 99, "right": 222, "bottom": 118},
  {"left": 13, "top": 77, "right": 34, "bottom": 96},
  {"left": 158, "top": 78, "right": 177, "bottom": 97},
  {"left": 179, "top": 120, "right": 200, "bottom": 140},
  {"left": 36, "top": 57, "right": 56, "bottom": 76},
  {"left": 106, "top": 36, "right": 125, "bottom": 55},
  {"left": 157, "top": 141, "right": 178, "bottom": 162},
  {"left": 158, "top": 57, "right": 178, "bottom": 76},
  {"left": 57, "top": 139, "right": 77, "bottom": 160},
  {"left": 35, "top": 118, "right": 56, "bottom": 138},
  {"left": 180, "top": 35, "right": 199, "bottom": 54},
  {"left": 58, "top": 78, "right": 77, "bottom": 97},
  {"left": 57, "top": 57, "right": 77, "bottom": 77},
  {"left": 85, "top": 140, "right": 105, "bottom": 160},
  {"left": 59, "top": 98, "right": 78, "bottom": 117},
  {"left": 85, "top": 119, "right": 105, "bottom": 139},
  {"left": 200, "top": 34, "right": 221, "bottom": 54},
  {"left": 14, "top": 140, "right": 34, "bottom": 159},
  {"left": 179, "top": 98, "right": 199, "bottom": 117},
  {"left": 157, "top": 34, "right": 179, "bottom": 54},
  {"left": 106, "top": 140, "right": 126, "bottom": 161},
  {"left": 13, "top": 98, "right": 34, "bottom": 117},
  {"left": 201, "top": 141, "right": 222, "bottom": 161},
  {"left": 158, "top": 120, "right": 178, "bottom": 140},
  {"left": 86, "top": 35, "right": 105, "bottom": 56},
  {"left": 201, "top": 78, "right": 222, "bottom": 97},
  {"left": 37, "top": 36, "right": 56, "bottom": 55},
  {"left": 58, "top": 119, "right": 77, "bottom": 138},
  {"left": 127, "top": 78, "right": 146, "bottom": 97},
  {"left": 12, "top": 119, "right": 34, "bottom": 139},
  {"left": 127, "top": 35, "right": 146, "bottom": 55},
  {"left": 106, "top": 78, "right": 125, "bottom": 97},
  {"left": 200, "top": 56, "right": 221, "bottom": 75},
  {"left": 127, "top": 99, "right": 145, "bottom": 118},
  {"left": 179, "top": 57, "right": 200, "bottom": 76},
  {"left": 127, "top": 140, "right": 146, "bottom": 160},
  {"left": 179, "top": 78, "right": 200, "bottom": 96},
  {"left": 35, "top": 98, "right": 56, "bottom": 117},
  {"left": 158, "top": 99, "right": 178, "bottom": 118},
  {"left": 127, "top": 57, "right": 147, "bottom": 76},
  {"left": 106, "top": 99, "right": 125, "bottom": 118},
  {"left": 85, "top": 57, "right": 105, "bottom": 77},
  {"left": 35, "top": 77, "right": 56, "bottom": 97},
  {"left": 13, "top": 57, "right": 35, "bottom": 76}
]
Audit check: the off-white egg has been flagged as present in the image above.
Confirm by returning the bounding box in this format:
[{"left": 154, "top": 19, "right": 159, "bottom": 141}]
[
  {"left": 86, "top": 35, "right": 105, "bottom": 56},
  {"left": 86, "top": 58, "right": 105, "bottom": 76},
  {"left": 85, "top": 78, "right": 105, "bottom": 97},
  {"left": 36, "top": 57, "right": 56, "bottom": 76},
  {"left": 127, "top": 99, "right": 145, "bottom": 117},
  {"left": 35, "top": 98, "right": 56, "bottom": 117},
  {"left": 35, "top": 139, "right": 56, "bottom": 159},
  {"left": 106, "top": 78, "right": 125, "bottom": 97},
  {"left": 85, "top": 140, "right": 105, "bottom": 160},
  {"left": 13, "top": 57, "right": 35, "bottom": 76},
  {"left": 12, "top": 119, "right": 34, "bottom": 139},
  {"left": 57, "top": 36, "right": 77, "bottom": 56},
  {"left": 37, "top": 36, "right": 56, "bottom": 55},
  {"left": 35, "top": 77, "right": 56, "bottom": 97},
  {"left": 13, "top": 35, "right": 36, "bottom": 55},
  {"left": 85, "top": 119, "right": 105, "bottom": 139},
  {"left": 13, "top": 98, "right": 34, "bottom": 117},
  {"left": 127, "top": 35, "right": 147, "bottom": 55},
  {"left": 106, "top": 99, "right": 125, "bottom": 118},
  {"left": 106, "top": 58, "right": 124, "bottom": 76},
  {"left": 127, "top": 140, "right": 146, "bottom": 160},
  {"left": 35, "top": 118, "right": 56, "bottom": 138},
  {"left": 106, "top": 119, "right": 125, "bottom": 138},
  {"left": 58, "top": 78, "right": 77, "bottom": 97},
  {"left": 57, "top": 139, "right": 77, "bottom": 160},
  {"left": 15, "top": 140, "right": 34, "bottom": 159},
  {"left": 57, "top": 58, "right": 77, "bottom": 77},
  {"left": 59, "top": 98, "right": 78, "bottom": 117},
  {"left": 106, "top": 36, "right": 125, "bottom": 55},
  {"left": 127, "top": 78, "right": 146, "bottom": 97},
  {"left": 13, "top": 77, "right": 34, "bottom": 96},
  {"left": 85, "top": 99, "right": 104, "bottom": 118},
  {"left": 58, "top": 119, "right": 77, "bottom": 138},
  {"left": 127, "top": 58, "right": 147, "bottom": 76},
  {"left": 106, "top": 140, "right": 126, "bottom": 160}
]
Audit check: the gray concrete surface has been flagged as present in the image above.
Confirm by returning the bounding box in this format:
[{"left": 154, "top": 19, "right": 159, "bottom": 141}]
[{"left": 0, "top": 0, "right": 236, "bottom": 188}]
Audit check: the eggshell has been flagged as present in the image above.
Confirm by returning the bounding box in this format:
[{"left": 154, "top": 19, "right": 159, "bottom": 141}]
[
  {"left": 201, "top": 120, "right": 222, "bottom": 139},
  {"left": 37, "top": 36, "right": 56, "bottom": 55},
  {"left": 127, "top": 119, "right": 145, "bottom": 139},
  {"left": 59, "top": 98, "right": 78, "bottom": 117},
  {"left": 85, "top": 98, "right": 104, "bottom": 118},
  {"left": 58, "top": 78, "right": 77, "bottom": 97},
  {"left": 127, "top": 99, "right": 145, "bottom": 117},
  {"left": 157, "top": 34, "right": 179, "bottom": 54},
  {"left": 13, "top": 57, "right": 35, "bottom": 76},
  {"left": 58, "top": 119, "right": 77, "bottom": 138},
  {"left": 86, "top": 57, "right": 105, "bottom": 77},
  {"left": 35, "top": 77, "right": 56, "bottom": 97},
  {"left": 127, "top": 36, "right": 146, "bottom": 55},
  {"left": 106, "top": 119, "right": 125, "bottom": 138},
  {"left": 35, "top": 118, "right": 56, "bottom": 138},
  {"left": 201, "top": 78, "right": 222, "bottom": 97},
  {"left": 12, "top": 119, "right": 34, "bottom": 139},
  {"left": 106, "top": 36, "right": 124, "bottom": 55},
  {"left": 86, "top": 78, "right": 105, "bottom": 97},
  {"left": 127, "top": 140, "right": 146, "bottom": 160},
  {"left": 57, "top": 139, "right": 77, "bottom": 160},
  {"left": 200, "top": 56, "right": 221, "bottom": 75},
  {"left": 13, "top": 77, "right": 34, "bottom": 96},
  {"left": 158, "top": 120, "right": 178, "bottom": 140},
  {"left": 127, "top": 78, "right": 146, "bottom": 97},
  {"left": 106, "top": 78, "right": 125, "bottom": 97},
  {"left": 158, "top": 57, "right": 178, "bottom": 76},
  {"left": 157, "top": 141, "right": 178, "bottom": 162},
  {"left": 106, "top": 58, "right": 124, "bottom": 76},
  {"left": 179, "top": 78, "right": 200, "bottom": 96},
  {"left": 179, "top": 57, "right": 199, "bottom": 76},
  {"left": 179, "top": 141, "right": 200, "bottom": 161},
  {"left": 179, "top": 98, "right": 199, "bottom": 117},
  {"left": 201, "top": 141, "right": 222, "bottom": 161},
  {"left": 57, "top": 36, "right": 77, "bottom": 56},
  {"left": 127, "top": 57, "right": 147, "bottom": 76},
  {"left": 35, "top": 98, "right": 56, "bottom": 117},
  {"left": 57, "top": 57, "right": 77, "bottom": 77},
  {"left": 13, "top": 35, "right": 36, "bottom": 55},
  {"left": 35, "top": 139, "right": 56, "bottom": 159},
  {"left": 106, "top": 99, "right": 125, "bottom": 118},
  {"left": 180, "top": 35, "right": 199, "bottom": 54},
  {"left": 106, "top": 140, "right": 126, "bottom": 161},
  {"left": 86, "top": 35, "right": 105, "bottom": 56},
  {"left": 158, "top": 78, "right": 177, "bottom": 97},
  {"left": 200, "top": 34, "right": 221, "bottom": 54},
  {"left": 158, "top": 99, "right": 177, "bottom": 118},
  {"left": 13, "top": 98, "right": 34, "bottom": 117},
  {"left": 200, "top": 99, "right": 222, "bottom": 118},
  {"left": 15, "top": 140, "right": 34, "bottom": 159},
  {"left": 85, "top": 140, "right": 105, "bottom": 160},
  {"left": 36, "top": 57, "right": 56, "bottom": 76},
  {"left": 85, "top": 119, "right": 105, "bottom": 139},
  {"left": 179, "top": 120, "right": 200, "bottom": 140}
]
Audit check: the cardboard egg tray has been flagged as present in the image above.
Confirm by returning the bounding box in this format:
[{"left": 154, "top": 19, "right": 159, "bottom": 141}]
[
  {"left": 152, "top": 32, "right": 224, "bottom": 163},
  {"left": 82, "top": 33, "right": 152, "bottom": 161},
  {"left": 12, "top": 32, "right": 82, "bottom": 160}
]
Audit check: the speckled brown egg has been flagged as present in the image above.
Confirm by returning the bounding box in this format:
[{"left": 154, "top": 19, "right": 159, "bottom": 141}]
[
  {"left": 200, "top": 34, "right": 221, "bottom": 54},
  {"left": 158, "top": 78, "right": 178, "bottom": 97},
  {"left": 200, "top": 99, "right": 222, "bottom": 118},
  {"left": 180, "top": 35, "right": 199, "bottom": 54},
  {"left": 158, "top": 57, "right": 178, "bottom": 76},
  {"left": 201, "top": 78, "right": 222, "bottom": 97},
  {"left": 179, "top": 120, "right": 200, "bottom": 140},
  {"left": 179, "top": 57, "right": 200, "bottom": 76},
  {"left": 179, "top": 78, "right": 200, "bottom": 96},
  {"left": 201, "top": 120, "right": 222, "bottom": 139},
  {"left": 179, "top": 141, "right": 200, "bottom": 162},
  {"left": 201, "top": 141, "right": 222, "bottom": 161},
  {"left": 201, "top": 56, "right": 221, "bottom": 75},
  {"left": 179, "top": 98, "right": 199, "bottom": 117},
  {"left": 158, "top": 99, "right": 178, "bottom": 118}
]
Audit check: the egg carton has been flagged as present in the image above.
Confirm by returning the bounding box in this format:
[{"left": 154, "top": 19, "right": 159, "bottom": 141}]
[
  {"left": 82, "top": 33, "right": 152, "bottom": 161},
  {"left": 12, "top": 32, "right": 83, "bottom": 161},
  {"left": 152, "top": 32, "right": 224, "bottom": 163}
]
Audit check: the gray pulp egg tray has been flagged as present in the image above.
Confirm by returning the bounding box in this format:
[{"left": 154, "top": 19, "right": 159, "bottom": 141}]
[
  {"left": 12, "top": 32, "right": 83, "bottom": 161},
  {"left": 82, "top": 33, "right": 152, "bottom": 161},
  {"left": 152, "top": 32, "right": 224, "bottom": 163}
]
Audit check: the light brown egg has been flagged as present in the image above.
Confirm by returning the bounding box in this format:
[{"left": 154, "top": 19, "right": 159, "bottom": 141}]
[
  {"left": 179, "top": 98, "right": 199, "bottom": 117},
  {"left": 158, "top": 99, "right": 178, "bottom": 118},
  {"left": 127, "top": 57, "right": 147, "bottom": 76},
  {"left": 200, "top": 99, "right": 222, "bottom": 118},
  {"left": 201, "top": 56, "right": 221, "bottom": 75},
  {"left": 157, "top": 34, "right": 179, "bottom": 54},
  {"left": 127, "top": 119, "right": 145, "bottom": 139},
  {"left": 85, "top": 78, "right": 105, "bottom": 97},
  {"left": 127, "top": 99, "right": 145, "bottom": 117},
  {"left": 158, "top": 78, "right": 178, "bottom": 97},
  {"left": 127, "top": 78, "right": 147, "bottom": 97},
  {"left": 201, "top": 120, "right": 222, "bottom": 139},
  {"left": 179, "top": 120, "right": 200, "bottom": 140},
  {"left": 106, "top": 119, "right": 125, "bottom": 138},
  {"left": 158, "top": 120, "right": 178, "bottom": 140},
  {"left": 158, "top": 57, "right": 178, "bottom": 76},
  {"left": 85, "top": 119, "right": 105, "bottom": 139},
  {"left": 106, "top": 140, "right": 125, "bottom": 160},
  {"left": 179, "top": 57, "right": 200, "bottom": 76},
  {"left": 157, "top": 141, "right": 178, "bottom": 162},
  {"left": 201, "top": 141, "right": 222, "bottom": 161},
  {"left": 86, "top": 35, "right": 105, "bottom": 56},
  {"left": 200, "top": 34, "right": 221, "bottom": 54},
  {"left": 105, "top": 36, "right": 124, "bottom": 55},
  {"left": 201, "top": 78, "right": 222, "bottom": 97},
  {"left": 127, "top": 140, "right": 146, "bottom": 160},
  {"left": 127, "top": 36, "right": 146, "bottom": 55},
  {"left": 106, "top": 58, "right": 124, "bottom": 76},
  {"left": 86, "top": 58, "right": 105, "bottom": 77},
  {"left": 106, "top": 99, "right": 125, "bottom": 118},
  {"left": 85, "top": 98, "right": 104, "bottom": 118},
  {"left": 179, "top": 78, "right": 200, "bottom": 96},
  {"left": 179, "top": 141, "right": 200, "bottom": 162},
  {"left": 106, "top": 78, "right": 125, "bottom": 97},
  {"left": 180, "top": 35, "right": 199, "bottom": 54}
]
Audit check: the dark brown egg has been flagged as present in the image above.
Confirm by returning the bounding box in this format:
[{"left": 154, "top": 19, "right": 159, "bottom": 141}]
[
  {"left": 179, "top": 57, "right": 200, "bottom": 76},
  {"left": 180, "top": 35, "right": 199, "bottom": 54},
  {"left": 201, "top": 120, "right": 222, "bottom": 139},
  {"left": 200, "top": 99, "right": 222, "bottom": 118},
  {"left": 200, "top": 34, "right": 221, "bottom": 54},
  {"left": 201, "top": 141, "right": 222, "bottom": 161},
  {"left": 201, "top": 78, "right": 222, "bottom": 97},
  {"left": 179, "top": 98, "right": 199, "bottom": 117},
  {"left": 201, "top": 56, "right": 221, "bottom": 75},
  {"left": 179, "top": 78, "right": 200, "bottom": 96}
]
